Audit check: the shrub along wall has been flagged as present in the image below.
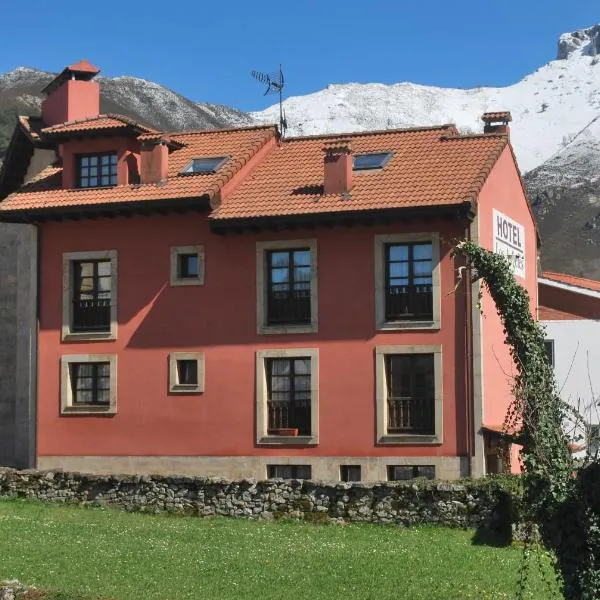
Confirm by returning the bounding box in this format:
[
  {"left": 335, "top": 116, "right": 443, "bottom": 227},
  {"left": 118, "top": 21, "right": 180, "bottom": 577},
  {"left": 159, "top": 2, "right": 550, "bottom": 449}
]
[{"left": 0, "top": 467, "right": 523, "bottom": 533}]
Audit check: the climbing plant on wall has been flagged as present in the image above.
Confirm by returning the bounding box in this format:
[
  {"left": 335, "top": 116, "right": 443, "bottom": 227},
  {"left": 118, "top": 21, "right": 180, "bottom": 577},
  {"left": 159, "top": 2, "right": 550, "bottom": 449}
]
[{"left": 453, "top": 240, "right": 600, "bottom": 600}]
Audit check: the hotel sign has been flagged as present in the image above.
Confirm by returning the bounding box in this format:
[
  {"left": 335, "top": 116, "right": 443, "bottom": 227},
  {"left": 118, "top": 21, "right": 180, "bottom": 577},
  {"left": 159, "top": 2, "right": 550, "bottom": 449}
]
[{"left": 493, "top": 209, "right": 525, "bottom": 278}]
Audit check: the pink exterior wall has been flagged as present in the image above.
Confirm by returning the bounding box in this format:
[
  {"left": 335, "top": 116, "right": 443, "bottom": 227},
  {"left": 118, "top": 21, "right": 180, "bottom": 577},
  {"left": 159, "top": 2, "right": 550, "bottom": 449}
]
[
  {"left": 476, "top": 146, "right": 538, "bottom": 468},
  {"left": 37, "top": 215, "right": 470, "bottom": 460},
  {"left": 60, "top": 137, "right": 141, "bottom": 188}
]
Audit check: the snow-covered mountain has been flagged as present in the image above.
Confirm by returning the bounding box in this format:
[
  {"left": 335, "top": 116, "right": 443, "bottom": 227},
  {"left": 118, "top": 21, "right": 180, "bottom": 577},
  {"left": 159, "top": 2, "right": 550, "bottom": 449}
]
[{"left": 254, "top": 24, "right": 600, "bottom": 176}]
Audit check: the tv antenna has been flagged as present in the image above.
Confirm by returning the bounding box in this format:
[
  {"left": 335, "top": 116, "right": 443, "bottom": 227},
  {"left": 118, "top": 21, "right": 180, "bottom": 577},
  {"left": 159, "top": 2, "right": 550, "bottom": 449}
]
[{"left": 251, "top": 64, "right": 287, "bottom": 136}]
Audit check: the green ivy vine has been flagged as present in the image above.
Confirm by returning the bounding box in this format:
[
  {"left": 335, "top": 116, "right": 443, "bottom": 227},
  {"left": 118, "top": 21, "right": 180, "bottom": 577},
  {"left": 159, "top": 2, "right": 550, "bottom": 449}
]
[{"left": 452, "top": 241, "right": 600, "bottom": 600}]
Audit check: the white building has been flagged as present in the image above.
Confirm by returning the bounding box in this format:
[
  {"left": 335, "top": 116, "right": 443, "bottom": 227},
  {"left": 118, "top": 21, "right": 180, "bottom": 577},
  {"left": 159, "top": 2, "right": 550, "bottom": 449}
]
[{"left": 539, "top": 272, "right": 600, "bottom": 457}]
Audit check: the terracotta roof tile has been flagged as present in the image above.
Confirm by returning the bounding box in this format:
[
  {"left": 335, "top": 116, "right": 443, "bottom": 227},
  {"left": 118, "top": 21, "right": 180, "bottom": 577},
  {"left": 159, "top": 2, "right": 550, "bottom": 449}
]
[
  {"left": 541, "top": 271, "right": 600, "bottom": 293},
  {"left": 211, "top": 127, "right": 508, "bottom": 221},
  {"left": 41, "top": 114, "right": 156, "bottom": 136},
  {"left": 0, "top": 126, "right": 278, "bottom": 212},
  {"left": 482, "top": 111, "right": 512, "bottom": 122}
]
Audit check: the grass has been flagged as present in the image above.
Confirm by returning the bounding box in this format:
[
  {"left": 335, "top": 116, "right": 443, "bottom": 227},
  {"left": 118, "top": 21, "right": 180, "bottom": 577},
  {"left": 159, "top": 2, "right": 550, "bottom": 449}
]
[{"left": 0, "top": 499, "right": 560, "bottom": 600}]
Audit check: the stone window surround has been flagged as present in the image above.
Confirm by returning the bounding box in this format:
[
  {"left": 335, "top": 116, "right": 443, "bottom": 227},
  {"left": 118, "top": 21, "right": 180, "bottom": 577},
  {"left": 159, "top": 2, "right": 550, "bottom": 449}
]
[
  {"left": 60, "top": 353, "right": 117, "bottom": 415},
  {"left": 375, "top": 344, "right": 443, "bottom": 445},
  {"left": 374, "top": 232, "right": 441, "bottom": 331},
  {"left": 255, "top": 348, "right": 319, "bottom": 446},
  {"left": 170, "top": 245, "right": 205, "bottom": 287},
  {"left": 62, "top": 250, "right": 118, "bottom": 342},
  {"left": 168, "top": 352, "right": 205, "bottom": 394},
  {"left": 256, "top": 239, "right": 318, "bottom": 335}
]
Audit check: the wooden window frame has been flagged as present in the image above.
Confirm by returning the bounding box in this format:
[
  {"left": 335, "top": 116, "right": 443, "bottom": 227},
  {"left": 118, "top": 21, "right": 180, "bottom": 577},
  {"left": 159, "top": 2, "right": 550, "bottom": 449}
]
[
  {"left": 76, "top": 152, "right": 118, "bottom": 189},
  {"left": 256, "top": 239, "right": 318, "bottom": 335},
  {"left": 60, "top": 354, "right": 117, "bottom": 415},
  {"left": 62, "top": 250, "right": 118, "bottom": 342},
  {"left": 374, "top": 233, "right": 441, "bottom": 331},
  {"left": 256, "top": 348, "right": 319, "bottom": 445},
  {"left": 375, "top": 345, "right": 443, "bottom": 445}
]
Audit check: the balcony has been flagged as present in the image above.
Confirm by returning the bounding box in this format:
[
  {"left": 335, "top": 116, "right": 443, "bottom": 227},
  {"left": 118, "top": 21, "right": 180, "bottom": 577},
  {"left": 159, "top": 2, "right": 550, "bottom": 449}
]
[
  {"left": 267, "top": 289, "right": 311, "bottom": 325},
  {"left": 72, "top": 298, "right": 111, "bottom": 332},
  {"left": 268, "top": 400, "right": 311, "bottom": 436},
  {"left": 387, "top": 396, "right": 435, "bottom": 435},
  {"left": 385, "top": 284, "right": 433, "bottom": 321}
]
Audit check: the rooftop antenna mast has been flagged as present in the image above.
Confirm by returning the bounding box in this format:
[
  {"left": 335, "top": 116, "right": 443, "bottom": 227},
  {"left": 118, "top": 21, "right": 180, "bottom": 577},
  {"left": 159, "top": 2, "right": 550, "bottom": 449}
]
[{"left": 251, "top": 64, "right": 287, "bottom": 136}]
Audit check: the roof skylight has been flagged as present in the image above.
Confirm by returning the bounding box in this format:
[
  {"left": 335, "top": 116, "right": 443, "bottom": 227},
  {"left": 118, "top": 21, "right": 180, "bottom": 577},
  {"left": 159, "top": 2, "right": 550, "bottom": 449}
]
[
  {"left": 182, "top": 156, "right": 229, "bottom": 174},
  {"left": 352, "top": 152, "right": 394, "bottom": 171}
]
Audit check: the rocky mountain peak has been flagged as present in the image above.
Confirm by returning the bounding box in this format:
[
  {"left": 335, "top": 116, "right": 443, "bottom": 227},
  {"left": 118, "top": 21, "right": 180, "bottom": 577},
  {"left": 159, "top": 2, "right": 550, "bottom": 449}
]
[{"left": 557, "top": 25, "right": 600, "bottom": 60}]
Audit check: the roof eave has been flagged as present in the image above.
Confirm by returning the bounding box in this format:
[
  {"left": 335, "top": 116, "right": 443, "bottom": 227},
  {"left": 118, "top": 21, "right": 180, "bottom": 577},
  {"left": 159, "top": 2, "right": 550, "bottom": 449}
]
[
  {"left": 209, "top": 201, "right": 475, "bottom": 233},
  {"left": 0, "top": 195, "right": 211, "bottom": 224}
]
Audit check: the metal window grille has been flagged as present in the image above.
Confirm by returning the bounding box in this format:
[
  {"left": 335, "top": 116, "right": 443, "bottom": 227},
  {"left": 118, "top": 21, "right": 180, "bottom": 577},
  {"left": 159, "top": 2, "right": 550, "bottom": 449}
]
[
  {"left": 72, "top": 260, "right": 111, "bottom": 332},
  {"left": 266, "top": 249, "right": 311, "bottom": 325},
  {"left": 267, "top": 465, "right": 312, "bottom": 479},
  {"left": 77, "top": 153, "right": 118, "bottom": 188},
  {"left": 385, "top": 354, "right": 435, "bottom": 435},
  {"left": 266, "top": 357, "right": 311, "bottom": 435},
  {"left": 387, "top": 465, "right": 436, "bottom": 481},
  {"left": 340, "top": 465, "right": 362, "bottom": 482},
  {"left": 70, "top": 362, "right": 111, "bottom": 405},
  {"left": 385, "top": 242, "right": 433, "bottom": 320}
]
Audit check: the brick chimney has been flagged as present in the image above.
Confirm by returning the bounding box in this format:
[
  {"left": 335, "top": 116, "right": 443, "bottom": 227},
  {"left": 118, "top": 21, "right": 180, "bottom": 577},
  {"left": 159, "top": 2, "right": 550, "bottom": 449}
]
[
  {"left": 41, "top": 60, "right": 101, "bottom": 126},
  {"left": 140, "top": 137, "right": 169, "bottom": 184},
  {"left": 482, "top": 111, "right": 512, "bottom": 136},
  {"left": 323, "top": 140, "right": 353, "bottom": 195}
]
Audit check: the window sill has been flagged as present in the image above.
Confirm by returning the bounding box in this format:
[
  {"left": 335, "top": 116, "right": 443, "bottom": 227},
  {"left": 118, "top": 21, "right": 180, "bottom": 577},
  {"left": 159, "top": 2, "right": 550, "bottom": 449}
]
[
  {"left": 257, "top": 435, "right": 318, "bottom": 446},
  {"left": 61, "top": 405, "right": 116, "bottom": 416},
  {"left": 377, "top": 434, "right": 442, "bottom": 445},
  {"left": 170, "top": 277, "right": 204, "bottom": 287},
  {"left": 62, "top": 330, "right": 117, "bottom": 343},
  {"left": 169, "top": 384, "right": 203, "bottom": 394},
  {"left": 258, "top": 323, "right": 318, "bottom": 335},
  {"left": 376, "top": 320, "right": 440, "bottom": 332}
]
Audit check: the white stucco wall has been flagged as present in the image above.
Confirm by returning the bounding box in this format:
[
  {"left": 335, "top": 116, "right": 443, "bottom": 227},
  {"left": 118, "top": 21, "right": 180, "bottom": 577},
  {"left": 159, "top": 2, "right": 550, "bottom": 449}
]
[{"left": 542, "top": 319, "right": 600, "bottom": 427}]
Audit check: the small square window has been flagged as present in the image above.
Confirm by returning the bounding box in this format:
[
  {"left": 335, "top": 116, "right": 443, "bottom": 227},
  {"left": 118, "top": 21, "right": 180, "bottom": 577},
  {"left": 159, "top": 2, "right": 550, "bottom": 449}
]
[
  {"left": 169, "top": 352, "right": 204, "bottom": 393},
  {"left": 340, "top": 465, "right": 361, "bottom": 482},
  {"left": 171, "top": 246, "right": 204, "bottom": 286},
  {"left": 177, "top": 254, "right": 199, "bottom": 279},
  {"left": 77, "top": 153, "right": 118, "bottom": 188},
  {"left": 387, "top": 465, "right": 435, "bottom": 481},
  {"left": 181, "top": 156, "right": 229, "bottom": 174},
  {"left": 267, "top": 465, "right": 312, "bottom": 480},
  {"left": 353, "top": 152, "right": 393, "bottom": 171}
]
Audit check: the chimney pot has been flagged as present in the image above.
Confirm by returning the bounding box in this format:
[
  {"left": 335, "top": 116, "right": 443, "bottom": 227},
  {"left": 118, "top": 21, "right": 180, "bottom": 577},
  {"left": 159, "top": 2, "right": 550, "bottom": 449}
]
[
  {"left": 323, "top": 139, "right": 353, "bottom": 195},
  {"left": 482, "top": 111, "right": 512, "bottom": 136}
]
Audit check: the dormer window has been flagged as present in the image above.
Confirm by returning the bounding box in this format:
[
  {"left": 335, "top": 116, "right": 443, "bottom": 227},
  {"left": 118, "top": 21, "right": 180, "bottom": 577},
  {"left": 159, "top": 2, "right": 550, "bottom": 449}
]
[
  {"left": 353, "top": 152, "right": 393, "bottom": 171},
  {"left": 77, "top": 153, "right": 118, "bottom": 188},
  {"left": 181, "top": 156, "right": 229, "bottom": 174}
]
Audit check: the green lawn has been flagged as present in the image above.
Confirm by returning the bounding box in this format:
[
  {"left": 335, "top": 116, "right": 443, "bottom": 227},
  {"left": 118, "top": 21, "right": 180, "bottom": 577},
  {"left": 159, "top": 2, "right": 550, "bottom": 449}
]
[{"left": 0, "top": 499, "right": 559, "bottom": 600}]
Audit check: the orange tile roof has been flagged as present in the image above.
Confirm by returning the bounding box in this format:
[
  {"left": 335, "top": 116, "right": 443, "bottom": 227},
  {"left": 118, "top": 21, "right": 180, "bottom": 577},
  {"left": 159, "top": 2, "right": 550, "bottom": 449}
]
[
  {"left": 211, "top": 127, "right": 508, "bottom": 221},
  {"left": 0, "top": 125, "right": 278, "bottom": 212},
  {"left": 539, "top": 306, "right": 586, "bottom": 321},
  {"left": 541, "top": 271, "right": 600, "bottom": 293},
  {"left": 41, "top": 114, "right": 156, "bottom": 136}
]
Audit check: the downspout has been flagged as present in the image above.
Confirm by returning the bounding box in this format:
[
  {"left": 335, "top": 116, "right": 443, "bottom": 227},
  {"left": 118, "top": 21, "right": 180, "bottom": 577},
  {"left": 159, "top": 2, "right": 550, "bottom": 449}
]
[{"left": 463, "top": 217, "right": 474, "bottom": 475}]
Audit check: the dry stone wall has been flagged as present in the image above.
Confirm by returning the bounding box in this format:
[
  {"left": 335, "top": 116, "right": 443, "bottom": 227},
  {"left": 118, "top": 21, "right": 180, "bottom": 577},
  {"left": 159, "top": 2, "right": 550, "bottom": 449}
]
[{"left": 0, "top": 468, "right": 521, "bottom": 531}]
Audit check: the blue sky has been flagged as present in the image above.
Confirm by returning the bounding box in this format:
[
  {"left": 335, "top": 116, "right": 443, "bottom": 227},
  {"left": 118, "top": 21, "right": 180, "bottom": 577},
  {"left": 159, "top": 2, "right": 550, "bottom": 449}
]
[{"left": 0, "top": 1, "right": 598, "bottom": 111}]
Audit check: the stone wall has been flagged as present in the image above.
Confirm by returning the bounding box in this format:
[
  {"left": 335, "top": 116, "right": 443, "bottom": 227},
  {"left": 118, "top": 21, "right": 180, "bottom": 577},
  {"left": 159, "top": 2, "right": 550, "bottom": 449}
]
[
  {"left": 0, "top": 224, "right": 37, "bottom": 469},
  {"left": 0, "top": 468, "right": 521, "bottom": 530}
]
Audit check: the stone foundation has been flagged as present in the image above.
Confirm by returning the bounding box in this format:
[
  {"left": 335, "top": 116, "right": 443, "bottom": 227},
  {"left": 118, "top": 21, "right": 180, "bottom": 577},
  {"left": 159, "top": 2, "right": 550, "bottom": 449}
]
[{"left": 0, "top": 467, "right": 520, "bottom": 529}]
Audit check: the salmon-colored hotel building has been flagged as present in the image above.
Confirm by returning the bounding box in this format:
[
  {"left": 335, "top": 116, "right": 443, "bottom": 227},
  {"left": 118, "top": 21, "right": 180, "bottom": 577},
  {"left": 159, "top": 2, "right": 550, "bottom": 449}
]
[{"left": 0, "top": 62, "right": 538, "bottom": 481}]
